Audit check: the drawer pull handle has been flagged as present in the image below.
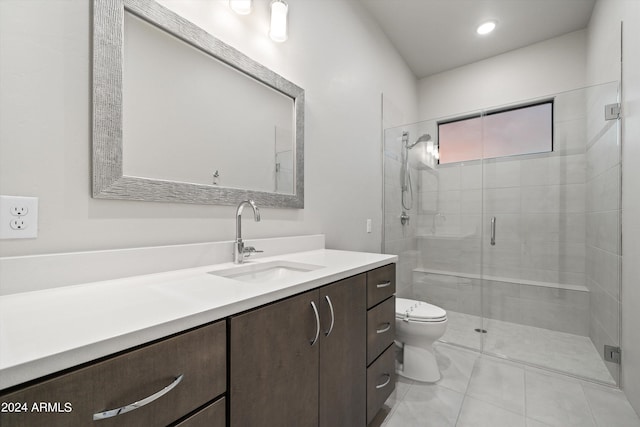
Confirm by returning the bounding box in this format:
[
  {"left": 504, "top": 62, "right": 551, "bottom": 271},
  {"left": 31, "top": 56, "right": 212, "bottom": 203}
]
[
  {"left": 324, "top": 295, "right": 335, "bottom": 337},
  {"left": 93, "top": 374, "right": 184, "bottom": 420},
  {"left": 376, "top": 322, "right": 391, "bottom": 334},
  {"left": 376, "top": 281, "right": 392, "bottom": 289},
  {"left": 310, "top": 301, "right": 320, "bottom": 346},
  {"left": 376, "top": 373, "right": 391, "bottom": 389}
]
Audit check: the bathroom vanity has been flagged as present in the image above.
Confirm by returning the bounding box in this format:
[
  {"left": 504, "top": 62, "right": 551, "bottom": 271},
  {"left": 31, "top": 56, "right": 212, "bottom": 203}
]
[{"left": 0, "top": 247, "right": 396, "bottom": 427}]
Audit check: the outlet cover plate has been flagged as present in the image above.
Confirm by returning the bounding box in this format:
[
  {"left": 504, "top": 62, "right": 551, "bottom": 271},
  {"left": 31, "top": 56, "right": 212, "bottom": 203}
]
[{"left": 0, "top": 195, "right": 38, "bottom": 239}]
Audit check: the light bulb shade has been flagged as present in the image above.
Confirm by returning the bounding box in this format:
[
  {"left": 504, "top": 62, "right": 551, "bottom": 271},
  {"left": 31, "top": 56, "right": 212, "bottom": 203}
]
[
  {"left": 230, "top": 0, "right": 252, "bottom": 15},
  {"left": 270, "top": 0, "right": 288, "bottom": 42}
]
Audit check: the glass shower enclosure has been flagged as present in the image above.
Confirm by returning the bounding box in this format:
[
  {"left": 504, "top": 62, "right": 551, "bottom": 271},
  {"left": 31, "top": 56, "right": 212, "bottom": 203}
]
[{"left": 383, "top": 82, "right": 621, "bottom": 385}]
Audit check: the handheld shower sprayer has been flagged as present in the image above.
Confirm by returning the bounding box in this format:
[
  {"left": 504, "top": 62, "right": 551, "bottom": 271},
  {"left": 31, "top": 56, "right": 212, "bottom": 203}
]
[
  {"left": 401, "top": 132, "right": 432, "bottom": 214},
  {"left": 407, "top": 133, "right": 432, "bottom": 149}
]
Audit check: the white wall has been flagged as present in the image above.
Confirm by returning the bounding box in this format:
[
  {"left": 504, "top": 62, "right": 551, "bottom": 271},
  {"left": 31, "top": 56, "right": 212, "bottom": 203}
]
[
  {"left": 417, "top": 29, "right": 587, "bottom": 120},
  {"left": 0, "top": 0, "right": 418, "bottom": 258},
  {"left": 122, "top": 11, "right": 293, "bottom": 192},
  {"left": 587, "top": 0, "right": 640, "bottom": 415}
]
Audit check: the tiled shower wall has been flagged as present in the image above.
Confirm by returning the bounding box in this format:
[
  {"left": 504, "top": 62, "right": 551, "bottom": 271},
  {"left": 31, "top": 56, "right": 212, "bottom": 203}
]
[
  {"left": 585, "top": 83, "right": 621, "bottom": 383},
  {"left": 410, "top": 88, "right": 607, "bottom": 339},
  {"left": 417, "top": 88, "right": 589, "bottom": 287},
  {"left": 383, "top": 127, "right": 420, "bottom": 299}
]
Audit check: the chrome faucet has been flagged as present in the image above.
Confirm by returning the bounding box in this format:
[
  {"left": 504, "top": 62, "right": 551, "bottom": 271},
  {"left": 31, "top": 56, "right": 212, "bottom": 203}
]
[{"left": 234, "top": 200, "right": 262, "bottom": 264}]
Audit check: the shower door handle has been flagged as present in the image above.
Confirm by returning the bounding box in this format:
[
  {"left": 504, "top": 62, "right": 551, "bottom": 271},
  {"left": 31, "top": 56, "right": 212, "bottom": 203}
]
[{"left": 490, "top": 217, "right": 496, "bottom": 246}]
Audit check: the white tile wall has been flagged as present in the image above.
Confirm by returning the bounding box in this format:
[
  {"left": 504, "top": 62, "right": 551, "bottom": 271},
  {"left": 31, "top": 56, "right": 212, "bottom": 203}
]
[
  {"left": 554, "top": 89, "right": 587, "bottom": 122},
  {"left": 414, "top": 271, "right": 589, "bottom": 335},
  {"left": 584, "top": 81, "right": 621, "bottom": 385},
  {"left": 483, "top": 159, "right": 522, "bottom": 189},
  {"left": 554, "top": 118, "right": 588, "bottom": 154}
]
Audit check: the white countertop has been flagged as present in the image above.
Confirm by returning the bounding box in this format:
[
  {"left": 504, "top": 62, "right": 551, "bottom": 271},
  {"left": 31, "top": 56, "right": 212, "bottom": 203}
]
[{"left": 0, "top": 249, "right": 396, "bottom": 390}]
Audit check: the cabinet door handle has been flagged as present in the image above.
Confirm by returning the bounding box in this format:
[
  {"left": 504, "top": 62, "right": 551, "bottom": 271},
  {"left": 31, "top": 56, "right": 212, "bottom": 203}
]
[
  {"left": 376, "top": 281, "right": 391, "bottom": 289},
  {"left": 310, "top": 301, "right": 320, "bottom": 346},
  {"left": 376, "top": 322, "right": 391, "bottom": 334},
  {"left": 376, "top": 373, "right": 391, "bottom": 389},
  {"left": 324, "top": 295, "right": 335, "bottom": 337},
  {"left": 93, "top": 374, "right": 184, "bottom": 420}
]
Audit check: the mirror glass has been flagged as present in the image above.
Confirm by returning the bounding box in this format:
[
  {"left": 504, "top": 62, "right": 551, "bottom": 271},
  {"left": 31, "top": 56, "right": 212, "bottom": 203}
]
[
  {"left": 92, "top": 0, "right": 304, "bottom": 208},
  {"left": 122, "top": 12, "right": 295, "bottom": 194}
]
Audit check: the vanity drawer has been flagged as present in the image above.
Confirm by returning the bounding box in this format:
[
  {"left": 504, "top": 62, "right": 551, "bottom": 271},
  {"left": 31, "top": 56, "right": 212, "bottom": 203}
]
[
  {"left": 0, "top": 321, "right": 226, "bottom": 427},
  {"left": 367, "top": 296, "right": 396, "bottom": 365},
  {"left": 366, "top": 344, "right": 396, "bottom": 425},
  {"left": 175, "top": 397, "right": 226, "bottom": 427},
  {"left": 366, "top": 264, "right": 396, "bottom": 309}
]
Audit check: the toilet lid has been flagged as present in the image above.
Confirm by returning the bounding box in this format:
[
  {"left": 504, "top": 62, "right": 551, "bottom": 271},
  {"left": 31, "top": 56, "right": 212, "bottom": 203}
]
[{"left": 396, "top": 298, "right": 447, "bottom": 322}]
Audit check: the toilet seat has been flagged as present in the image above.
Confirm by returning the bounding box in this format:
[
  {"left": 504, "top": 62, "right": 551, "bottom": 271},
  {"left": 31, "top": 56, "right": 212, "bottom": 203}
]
[{"left": 396, "top": 298, "right": 447, "bottom": 323}]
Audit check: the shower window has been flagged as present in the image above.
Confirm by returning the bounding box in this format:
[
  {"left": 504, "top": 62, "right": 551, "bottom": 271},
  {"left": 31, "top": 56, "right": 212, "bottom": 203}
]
[{"left": 438, "top": 100, "right": 553, "bottom": 164}]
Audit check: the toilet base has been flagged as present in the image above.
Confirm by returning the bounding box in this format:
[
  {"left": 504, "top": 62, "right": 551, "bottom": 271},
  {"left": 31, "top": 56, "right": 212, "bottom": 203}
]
[{"left": 396, "top": 342, "right": 440, "bottom": 383}]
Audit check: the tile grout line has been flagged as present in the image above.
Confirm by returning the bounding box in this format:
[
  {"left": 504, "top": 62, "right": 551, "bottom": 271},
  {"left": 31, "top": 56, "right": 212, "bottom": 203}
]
[
  {"left": 454, "top": 352, "right": 481, "bottom": 426},
  {"left": 579, "top": 380, "right": 601, "bottom": 427},
  {"left": 524, "top": 368, "right": 529, "bottom": 422},
  {"left": 382, "top": 377, "right": 415, "bottom": 425}
]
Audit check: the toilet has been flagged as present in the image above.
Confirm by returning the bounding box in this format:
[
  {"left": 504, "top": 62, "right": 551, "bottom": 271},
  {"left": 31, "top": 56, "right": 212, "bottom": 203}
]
[{"left": 395, "top": 298, "right": 448, "bottom": 382}]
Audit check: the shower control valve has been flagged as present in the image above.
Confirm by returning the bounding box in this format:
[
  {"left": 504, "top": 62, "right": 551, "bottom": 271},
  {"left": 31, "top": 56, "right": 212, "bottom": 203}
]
[{"left": 400, "top": 211, "right": 410, "bottom": 226}]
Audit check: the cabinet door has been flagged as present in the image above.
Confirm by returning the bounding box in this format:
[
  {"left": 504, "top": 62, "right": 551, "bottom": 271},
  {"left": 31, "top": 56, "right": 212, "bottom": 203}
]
[
  {"left": 230, "top": 289, "right": 320, "bottom": 427},
  {"left": 319, "top": 274, "right": 366, "bottom": 427}
]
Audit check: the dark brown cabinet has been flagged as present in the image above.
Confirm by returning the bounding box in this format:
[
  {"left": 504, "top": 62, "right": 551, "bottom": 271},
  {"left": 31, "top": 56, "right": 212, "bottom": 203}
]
[
  {"left": 229, "top": 289, "right": 320, "bottom": 427},
  {"left": 0, "top": 321, "right": 227, "bottom": 427},
  {"left": 230, "top": 274, "right": 366, "bottom": 427},
  {"left": 319, "top": 276, "right": 367, "bottom": 427},
  {"left": 366, "top": 264, "right": 396, "bottom": 425}
]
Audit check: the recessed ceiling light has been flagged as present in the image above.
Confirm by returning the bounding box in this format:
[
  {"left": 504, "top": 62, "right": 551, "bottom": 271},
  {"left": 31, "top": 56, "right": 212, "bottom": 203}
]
[
  {"left": 477, "top": 21, "right": 497, "bottom": 35},
  {"left": 229, "top": 0, "right": 252, "bottom": 15}
]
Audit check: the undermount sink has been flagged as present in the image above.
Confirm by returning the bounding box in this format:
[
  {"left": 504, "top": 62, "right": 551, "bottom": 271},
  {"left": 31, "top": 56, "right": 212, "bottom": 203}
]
[{"left": 209, "top": 260, "right": 324, "bottom": 283}]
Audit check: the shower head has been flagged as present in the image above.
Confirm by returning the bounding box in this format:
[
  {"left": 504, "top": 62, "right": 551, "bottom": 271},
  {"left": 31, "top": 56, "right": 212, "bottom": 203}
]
[{"left": 406, "top": 133, "right": 432, "bottom": 149}]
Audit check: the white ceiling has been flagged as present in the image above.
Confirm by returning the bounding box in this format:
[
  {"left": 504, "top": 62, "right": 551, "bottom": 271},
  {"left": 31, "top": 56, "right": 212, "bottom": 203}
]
[{"left": 359, "top": 0, "right": 596, "bottom": 79}]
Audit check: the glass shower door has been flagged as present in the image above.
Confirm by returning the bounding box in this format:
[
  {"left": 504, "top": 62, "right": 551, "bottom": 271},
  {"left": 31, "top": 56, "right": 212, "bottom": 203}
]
[
  {"left": 383, "top": 117, "right": 485, "bottom": 352},
  {"left": 382, "top": 81, "right": 621, "bottom": 386},
  {"left": 479, "top": 83, "right": 621, "bottom": 385}
]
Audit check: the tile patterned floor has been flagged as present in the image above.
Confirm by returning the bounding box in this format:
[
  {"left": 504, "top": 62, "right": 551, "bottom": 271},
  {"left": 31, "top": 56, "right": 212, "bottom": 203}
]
[
  {"left": 441, "top": 310, "right": 616, "bottom": 384},
  {"left": 378, "top": 343, "right": 640, "bottom": 427}
]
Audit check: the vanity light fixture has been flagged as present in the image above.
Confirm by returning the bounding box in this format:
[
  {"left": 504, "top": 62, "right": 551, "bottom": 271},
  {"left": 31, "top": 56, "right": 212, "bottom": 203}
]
[
  {"left": 229, "top": 0, "right": 252, "bottom": 15},
  {"left": 476, "top": 20, "right": 496, "bottom": 35},
  {"left": 269, "top": 0, "right": 289, "bottom": 42}
]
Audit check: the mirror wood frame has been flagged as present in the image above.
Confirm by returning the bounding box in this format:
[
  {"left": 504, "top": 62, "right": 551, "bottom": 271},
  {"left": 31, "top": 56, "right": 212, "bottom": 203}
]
[{"left": 92, "top": 0, "right": 305, "bottom": 208}]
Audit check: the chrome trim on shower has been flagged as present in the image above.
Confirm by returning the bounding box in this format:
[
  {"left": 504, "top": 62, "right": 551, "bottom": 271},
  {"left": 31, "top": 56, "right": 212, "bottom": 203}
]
[{"left": 490, "top": 216, "right": 496, "bottom": 246}]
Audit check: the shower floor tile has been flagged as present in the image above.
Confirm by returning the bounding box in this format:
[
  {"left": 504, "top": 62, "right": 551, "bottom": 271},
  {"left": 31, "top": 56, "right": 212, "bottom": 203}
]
[
  {"left": 378, "top": 344, "right": 640, "bottom": 427},
  {"left": 440, "top": 310, "right": 615, "bottom": 385}
]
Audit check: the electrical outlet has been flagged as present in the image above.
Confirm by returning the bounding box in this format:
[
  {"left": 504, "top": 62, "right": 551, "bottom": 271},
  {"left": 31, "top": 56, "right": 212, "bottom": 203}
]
[
  {"left": 10, "top": 219, "right": 28, "bottom": 230},
  {"left": 0, "top": 195, "right": 38, "bottom": 239},
  {"left": 10, "top": 206, "right": 29, "bottom": 216}
]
